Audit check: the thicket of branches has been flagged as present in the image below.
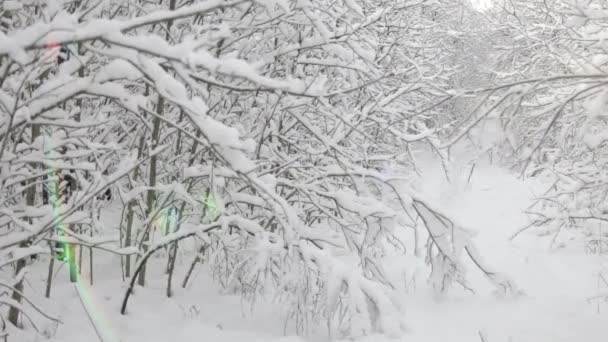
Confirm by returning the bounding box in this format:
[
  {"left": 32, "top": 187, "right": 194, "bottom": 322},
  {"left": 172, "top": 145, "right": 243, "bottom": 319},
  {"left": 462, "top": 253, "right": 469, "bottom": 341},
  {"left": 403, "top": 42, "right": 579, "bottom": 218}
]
[
  {"left": 445, "top": 1, "right": 608, "bottom": 251},
  {"left": 3, "top": 0, "right": 603, "bottom": 340}
]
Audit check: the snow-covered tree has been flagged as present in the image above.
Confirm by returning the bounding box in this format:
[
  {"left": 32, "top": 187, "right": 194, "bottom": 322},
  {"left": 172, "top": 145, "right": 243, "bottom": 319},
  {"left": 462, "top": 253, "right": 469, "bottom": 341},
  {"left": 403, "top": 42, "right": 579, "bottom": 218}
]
[{"left": 0, "top": 0, "right": 517, "bottom": 338}]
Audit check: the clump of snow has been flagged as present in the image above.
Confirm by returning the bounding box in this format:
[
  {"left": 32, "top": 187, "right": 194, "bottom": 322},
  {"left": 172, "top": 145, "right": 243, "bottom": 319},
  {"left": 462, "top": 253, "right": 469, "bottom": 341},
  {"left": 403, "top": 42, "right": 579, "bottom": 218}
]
[
  {"left": 584, "top": 131, "right": 608, "bottom": 148},
  {"left": 96, "top": 59, "right": 142, "bottom": 82}
]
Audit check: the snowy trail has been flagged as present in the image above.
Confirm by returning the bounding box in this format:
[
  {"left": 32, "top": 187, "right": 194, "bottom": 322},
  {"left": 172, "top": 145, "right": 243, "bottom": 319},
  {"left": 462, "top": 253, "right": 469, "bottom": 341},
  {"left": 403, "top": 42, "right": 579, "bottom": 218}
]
[{"left": 399, "top": 160, "right": 608, "bottom": 342}]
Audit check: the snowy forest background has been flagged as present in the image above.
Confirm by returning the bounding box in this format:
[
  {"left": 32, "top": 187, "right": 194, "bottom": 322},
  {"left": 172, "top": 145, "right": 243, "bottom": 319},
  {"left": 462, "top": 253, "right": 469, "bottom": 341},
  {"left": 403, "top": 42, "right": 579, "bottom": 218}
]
[{"left": 1, "top": 0, "right": 607, "bottom": 341}]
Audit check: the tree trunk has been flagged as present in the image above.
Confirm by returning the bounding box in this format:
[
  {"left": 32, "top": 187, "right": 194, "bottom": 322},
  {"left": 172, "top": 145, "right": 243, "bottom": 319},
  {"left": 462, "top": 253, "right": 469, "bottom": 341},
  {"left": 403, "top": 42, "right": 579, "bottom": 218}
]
[
  {"left": 8, "top": 124, "right": 40, "bottom": 326},
  {"left": 45, "top": 242, "right": 55, "bottom": 298},
  {"left": 138, "top": 94, "right": 163, "bottom": 287}
]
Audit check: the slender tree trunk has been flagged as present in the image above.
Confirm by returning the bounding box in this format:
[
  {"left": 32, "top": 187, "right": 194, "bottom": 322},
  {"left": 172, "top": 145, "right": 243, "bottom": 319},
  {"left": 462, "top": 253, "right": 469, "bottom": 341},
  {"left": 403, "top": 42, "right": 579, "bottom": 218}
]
[
  {"left": 124, "top": 201, "right": 135, "bottom": 278},
  {"left": 78, "top": 225, "right": 84, "bottom": 275},
  {"left": 45, "top": 242, "right": 55, "bottom": 298},
  {"left": 166, "top": 240, "right": 178, "bottom": 297},
  {"left": 89, "top": 219, "right": 94, "bottom": 285},
  {"left": 8, "top": 125, "right": 40, "bottom": 326},
  {"left": 140, "top": 0, "right": 176, "bottom": 286},
  {"left": 182, "top": 245, "right": 206, "bottom": 289},
  {"left": 138, "top": 95, "right": 163, "bottom": 287},
  {"left": 8, "top": 241, "right": 27, "bottom": 327},
  {"left": 124, "top": 131, "right": 146, "bottom": 278},
  {"left": 167, "top": 129, "right": 203, "bottom": 294}
]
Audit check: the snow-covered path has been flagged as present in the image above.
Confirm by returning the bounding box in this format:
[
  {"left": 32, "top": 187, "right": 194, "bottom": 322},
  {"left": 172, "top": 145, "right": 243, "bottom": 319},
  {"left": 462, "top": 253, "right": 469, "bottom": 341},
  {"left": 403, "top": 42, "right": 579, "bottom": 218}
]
[{"left": 398, "top": 160, "right": 608, "bottom": 342}]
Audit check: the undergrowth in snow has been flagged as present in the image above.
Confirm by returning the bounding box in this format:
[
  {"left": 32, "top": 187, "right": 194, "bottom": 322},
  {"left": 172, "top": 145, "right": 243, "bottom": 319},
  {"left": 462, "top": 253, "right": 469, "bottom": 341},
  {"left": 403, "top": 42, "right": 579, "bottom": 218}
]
[{"left": 5, "top": 159, "right": 606, "bottom": 342}]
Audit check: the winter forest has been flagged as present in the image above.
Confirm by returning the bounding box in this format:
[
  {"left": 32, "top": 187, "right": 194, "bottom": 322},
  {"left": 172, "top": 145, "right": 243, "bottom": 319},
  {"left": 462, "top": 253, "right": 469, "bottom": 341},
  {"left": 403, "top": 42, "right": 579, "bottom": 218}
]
[{"left": 1, "top": 0, "right": 608, "bottom": 341}]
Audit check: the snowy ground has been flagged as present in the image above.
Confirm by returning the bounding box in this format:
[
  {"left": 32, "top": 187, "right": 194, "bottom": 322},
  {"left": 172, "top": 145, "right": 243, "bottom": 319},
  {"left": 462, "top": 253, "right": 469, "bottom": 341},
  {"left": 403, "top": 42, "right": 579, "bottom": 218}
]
[
  {"left": 397, "top": 159, "right": 607, "bottom": 342},
  {"left": 9, "top": 159, "right": 608, "bottom": 342}
]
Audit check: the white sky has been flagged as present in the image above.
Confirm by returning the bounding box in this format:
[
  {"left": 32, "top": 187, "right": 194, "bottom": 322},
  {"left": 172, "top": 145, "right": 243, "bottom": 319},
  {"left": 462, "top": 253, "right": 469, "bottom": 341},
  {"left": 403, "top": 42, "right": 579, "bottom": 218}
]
[{"left": 471, "top": 0, "right": 493, "bottom": 11}]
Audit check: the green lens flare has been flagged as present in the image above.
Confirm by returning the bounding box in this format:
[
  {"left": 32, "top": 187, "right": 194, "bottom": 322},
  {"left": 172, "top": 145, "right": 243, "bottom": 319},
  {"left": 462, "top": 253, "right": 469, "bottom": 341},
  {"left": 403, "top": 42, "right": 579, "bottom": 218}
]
[
  {"left": 203, "top": 191, "right": 220, "bottom": 221},
  {"left": 44, "top": 128, "right": 120, "bottom": 342}
]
